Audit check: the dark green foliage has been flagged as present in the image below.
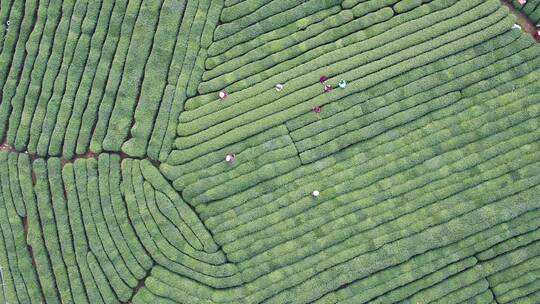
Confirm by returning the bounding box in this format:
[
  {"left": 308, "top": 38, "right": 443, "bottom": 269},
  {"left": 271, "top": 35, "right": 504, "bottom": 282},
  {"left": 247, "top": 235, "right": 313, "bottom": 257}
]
[
  {"left": 89, "top": 0, "right": 143, "bottom": 153},
  {"left": 122, "top": 0, "right": 187, "bottom": 158},
  {"left": 101, "top": 0, "right": 164, "bottom": 152},
  {"left": 13, "top": 0, "right": 72, "bottom": 152}
]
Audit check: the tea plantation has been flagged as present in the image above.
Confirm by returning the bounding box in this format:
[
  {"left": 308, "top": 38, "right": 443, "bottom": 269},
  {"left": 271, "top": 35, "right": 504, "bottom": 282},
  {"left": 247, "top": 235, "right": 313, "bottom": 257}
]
[{"left": 0, "top": 0, "right": 540, "bottom": 303}]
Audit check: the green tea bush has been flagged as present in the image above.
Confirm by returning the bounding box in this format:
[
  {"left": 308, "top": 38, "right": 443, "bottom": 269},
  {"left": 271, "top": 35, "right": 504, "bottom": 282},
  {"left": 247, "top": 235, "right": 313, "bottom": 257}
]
[
  {"left": 183, "top": 143, "right": 298, "bottom": 202},
  {"left": 46, "top": 158, "right": 89, "bottom": 303},
  {"left": 97, "top": 154, "right": 148, "bottom": 279},
  {"left": 2, "top": 0, "right": 540, "bottom": 302},
  {"left": 140, "top": 160, "right": 221, "bottom": 253},
  {"left": 227, "top": 113, "right": 540, "bottom": 284},
  {"left": 184, "top": 0, "right": 453, "bottom": 114},
  {"left": 86, "top": 251, "right": 117, "bottom": 303},
  {"left": 199, "top": 7, "right": 391, "bottom": 94},
  {"left": 13, "top": 0, "right": 74, "bottom": 153},
  {"left": 352, "top": 0, "right": 400, "bottom": 17},
  {"left": 101, "top": 0, "right": 163, "bottom": 152},
  {"left": 48, "top": 1, "right": 102, "bottom": 157},
  {"left": 513, "top": 0, "right": 540, "bottom": 23},
  {"left": 393, "top": 0, "right": 423, "bottom": 14},
  {"left": 7, "top": 153, "right": 25, "bottom": 216},
  {"left": 73, "top": 159, "right": 132, "bottom": 301},
  {"left": 34, "top": 0, "right": 87, "bottom": 156},
  {"left": 286, "top": 29, "right": 525, "bottom": 132},
  {"left": 16, "top": 154, "right": 62, "bottom": 302},
  {"left": 123, "top": 160, "right": 242, "bottom": 288},
  {"left": 0, "top": 0, "right": 25, "bottom": 92},
  {"left": 61, "top": 1, "right": 115, "bottom": 159},
  {"left": 205, "top": 6, "right": 339, "bottom": 70},
  {"left": 89, "top": 0, "right": 143, "bottom": 153},
  {"left": 5, "top": 0, "right": 47, "bottom": 146},
  {"left": 86, "top": 159, "right": 139, "bottom": 289},
  {"left": 221, "top": 0, "right": 289, "bottom": 23},
  {"left": 108, "top": 155, "right": 153, "bottom": 270},
  {"left": 0, "top": 153, "right": 39, "bottom": 303},
  {"left": 208, "top": 0, "right": 341, "bottom": 56},
  {"left": 214, "top": 0, "right": 301, "bottom": 40},
  {"left": 76, "top": 0, "right": 128, "bottom": 155},
  {"left": 407, "top": 267, "right": 487, "bottom": 303},
  {"left": 488, "top": 256, "right": 540, "bottom": 290},
  {"left": 121, "top": 0, "right": 187, "bottom": 158},
  {"left": 33, "top": 159, "right": 71, "bottom": 302},
  {"left": 174, "top": 133, "right": 293, "bottom": 192},
  {"left": 0, "top": 0, "right": 38, "bottom": 142},
  {"left": 265, "top": 183, "right": 540, "bottom": 304},
  {"left": 147, "top": 0, "right": 223, "bottom": 161},
  {"left": 202, "top": 9, "right": 354, "bottom": 84},
  {"left": 62, "top": 163, "right": 103, "bottom": 303},
  {"left": 178, "top": 2, "right": 494, "bottom": 147}
]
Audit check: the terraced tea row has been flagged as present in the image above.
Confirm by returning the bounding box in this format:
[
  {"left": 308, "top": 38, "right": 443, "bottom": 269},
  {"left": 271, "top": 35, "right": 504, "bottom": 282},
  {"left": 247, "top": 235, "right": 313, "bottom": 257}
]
[
  {"left": 0, "top": 0, "right": 219, "bottom": 161},
  {"left": 512, "top": 0, "right": 540, "bottom": 24}
]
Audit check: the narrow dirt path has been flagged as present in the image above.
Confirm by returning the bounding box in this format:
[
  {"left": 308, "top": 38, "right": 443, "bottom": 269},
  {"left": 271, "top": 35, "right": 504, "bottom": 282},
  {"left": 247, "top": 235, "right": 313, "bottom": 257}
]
[{"left": 501, "top": 0, "right": 540, "bottom": 42}]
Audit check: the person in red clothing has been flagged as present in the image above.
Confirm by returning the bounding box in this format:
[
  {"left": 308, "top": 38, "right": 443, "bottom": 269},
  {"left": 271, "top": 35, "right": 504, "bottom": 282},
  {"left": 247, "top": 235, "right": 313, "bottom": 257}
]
[
  {"left": 533, "top": 30, "right": 540, "bottom": 41},
  {"left": 320, "top": 76, "right": 333, "bottom": 92}
]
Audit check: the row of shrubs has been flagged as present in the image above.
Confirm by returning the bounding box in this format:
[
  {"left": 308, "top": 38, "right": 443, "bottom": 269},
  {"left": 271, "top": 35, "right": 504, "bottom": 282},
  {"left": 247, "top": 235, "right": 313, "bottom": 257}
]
[
  {"left": 199, "top": 6, "right": 392, "bottom": 95},
  {"left": 206, "top": 5, "right": 341, "bottom": 71},
  {"left": 286, "top": 29, "right": 527, "bottom": 139},
  {"left": 131, "top": 200, "right": 540, "bottom": 304},
  {"left": 170, "top": 0, "right": 510, "bottom": 166},
  {"left": 0, "top": 0, "right": 114, "bottom": 159},
  {"left": 262, "top": 178, "right": 540, "bottom": 303},
  {"left": 161, "top": 30, "right": 540, "bottom": 304},
  {"left": 322, "top": 205, "right": 540, "bottom": 303},
  {"left": 0, "top": 152, "right": 41, "bottom": 304},
  {"left": 132, "top": 182, "right": 540, "bottom": 304},
  {"left": 191, "top": 0, "right": 441, "bottom": 102},
  {"left": 0, "top": 0, "right": 216, "bottom": 161},
  {"left": 296, "top": 33, "right": 538, "bottom": 163},
  {"left": 208, "top": 0, "right": 341, "bottom": 57},
  {"left": 121, "top": 159, "right": 242, "bottom": 289},
  {"left": 179, "top": 22, "right": 538, "bottom": 235},
  {"left": 180, "top": 0, "right": 441, "bottom": 114},
  {"left": 221, "top": 108, "right": 540, "bottom": 268},
  {"left": 144, "top": 0, "right": 223, "bottom": 162},
  {"left": 0, "top": 151, "right": 252, "bottom": 302},
  {"left": 166, "top": 54, "right": 540, "bottom": 302},
  {"left": 202, "top": 0, "right": 429, "bottom": 92},
  {"left": 180, "top": 0, "right": 487, "bottom": 127},
  {"left": 218, "top": 112, "right": 540, "bottom": 259},
  {"left": 181, "top": 0, "right": 466, "bottom": 114},
  {"left": 512, "top": 0, "right": 540, "bottom": 24},
  {"left": 205, "top": 69, "right": 540, "bottom": 240}
]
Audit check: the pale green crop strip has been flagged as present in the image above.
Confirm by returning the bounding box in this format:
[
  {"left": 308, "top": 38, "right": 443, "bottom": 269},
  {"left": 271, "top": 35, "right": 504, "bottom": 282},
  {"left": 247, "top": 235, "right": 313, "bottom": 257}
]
[
  {"left": 13, "top": 0, "right": 73, "bottom": 153},
  {"left": 0, "top": 0, "right": 37, "bottom": 143},
  {"left": 34, "top": 0, "right": 88, "bottom": 156},
  {"left": 5, "top": 0, "right": 48, "bottom": 147}
]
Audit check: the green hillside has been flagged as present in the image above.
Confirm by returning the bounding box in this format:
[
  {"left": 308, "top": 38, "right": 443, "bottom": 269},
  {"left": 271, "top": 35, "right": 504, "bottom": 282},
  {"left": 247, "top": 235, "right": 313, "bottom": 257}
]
[{"left": 0, "top": 0, "right": 539, "bottom": 303}]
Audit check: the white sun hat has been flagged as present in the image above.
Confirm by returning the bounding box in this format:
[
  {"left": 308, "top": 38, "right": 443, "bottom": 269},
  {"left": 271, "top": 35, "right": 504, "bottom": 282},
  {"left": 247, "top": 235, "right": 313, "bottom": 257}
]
[{"left": 225, "top": 154, "right": 236, "bottom": 162}]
